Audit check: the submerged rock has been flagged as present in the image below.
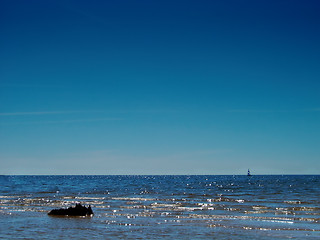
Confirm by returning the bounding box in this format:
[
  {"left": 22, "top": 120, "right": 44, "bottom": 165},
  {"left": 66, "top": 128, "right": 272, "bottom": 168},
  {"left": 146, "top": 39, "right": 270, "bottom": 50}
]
[{"left": 48, "top": 203, "right": 93, "bottom": 217}]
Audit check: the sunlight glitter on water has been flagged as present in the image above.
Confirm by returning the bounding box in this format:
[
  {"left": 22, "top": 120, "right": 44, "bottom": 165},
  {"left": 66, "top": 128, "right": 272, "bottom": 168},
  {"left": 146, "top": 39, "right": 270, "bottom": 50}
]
[{"left": 0, "top": 175, "right": 319, "bottom": 239}]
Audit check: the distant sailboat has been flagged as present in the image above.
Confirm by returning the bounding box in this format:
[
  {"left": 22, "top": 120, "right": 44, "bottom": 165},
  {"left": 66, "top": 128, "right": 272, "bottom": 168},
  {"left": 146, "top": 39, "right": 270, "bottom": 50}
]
[{"left": 247, "top": 169, "right": 252, "bottom": 176}]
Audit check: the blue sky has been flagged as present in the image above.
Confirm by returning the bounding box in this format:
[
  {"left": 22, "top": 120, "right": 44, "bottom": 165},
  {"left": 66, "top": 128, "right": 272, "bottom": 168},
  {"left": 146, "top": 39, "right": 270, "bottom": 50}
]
[{"left": 1, "top": 0, "right": 319, "bottom": 175}]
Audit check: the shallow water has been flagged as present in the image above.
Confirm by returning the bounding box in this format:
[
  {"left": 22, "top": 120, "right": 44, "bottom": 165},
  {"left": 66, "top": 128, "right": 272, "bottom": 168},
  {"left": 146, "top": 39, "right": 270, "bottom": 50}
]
[{"left": 0, "top": 175, "right": 319, "bottom": 239}]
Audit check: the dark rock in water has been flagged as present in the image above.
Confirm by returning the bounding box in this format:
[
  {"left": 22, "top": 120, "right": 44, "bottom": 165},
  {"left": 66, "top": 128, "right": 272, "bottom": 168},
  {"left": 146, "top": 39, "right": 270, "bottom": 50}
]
[{"left": 48, "top": 203, "right": 93, "bottom": 217}]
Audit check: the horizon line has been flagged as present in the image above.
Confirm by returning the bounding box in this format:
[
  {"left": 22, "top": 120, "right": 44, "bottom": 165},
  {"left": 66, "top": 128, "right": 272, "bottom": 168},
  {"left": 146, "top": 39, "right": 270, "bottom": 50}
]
[{"left": 1, "top": 174, "right": 319, "bottom": 176}]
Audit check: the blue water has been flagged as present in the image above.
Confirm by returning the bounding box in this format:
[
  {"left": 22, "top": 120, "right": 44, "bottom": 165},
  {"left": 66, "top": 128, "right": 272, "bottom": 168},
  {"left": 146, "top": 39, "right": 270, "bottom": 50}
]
[{"left": 0, "top": 175, "right": 319, "bottom": 239}]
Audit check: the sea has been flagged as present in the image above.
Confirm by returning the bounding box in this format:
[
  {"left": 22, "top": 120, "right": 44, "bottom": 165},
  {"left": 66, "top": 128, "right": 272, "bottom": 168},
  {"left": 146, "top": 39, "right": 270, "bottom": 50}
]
[{"left": 0, "top": 175, "right": 319, "bottom": 239}]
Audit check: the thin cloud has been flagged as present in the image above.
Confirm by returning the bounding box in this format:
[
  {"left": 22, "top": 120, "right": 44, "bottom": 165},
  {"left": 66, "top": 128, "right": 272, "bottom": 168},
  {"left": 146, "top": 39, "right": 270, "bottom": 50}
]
[
  {"left": 111, "top": 109, "right": 182, "bottom": 114},
  {"left": 0, "top": 110, "right": 105, "bottom": 116},
  {"left": 0, "top": 109, "right": 181, "bottom": 116},
  {"left": 34, "top": 118, "right": 122, "bottom": 124},
  {"left": 0, "top": 118, "right": 122, "bottom": 125},
  {"left": 227, "top": 109, "right": 320, "bottom": 113},
  {"left": 227, "top": 109, "right": 290, "bottom": 113},
  {"left": 305, "top": 108, "right": 320, "bottom": 112},
  {"left": 0, "top": 83, "right": 67, "bottom": 88}
]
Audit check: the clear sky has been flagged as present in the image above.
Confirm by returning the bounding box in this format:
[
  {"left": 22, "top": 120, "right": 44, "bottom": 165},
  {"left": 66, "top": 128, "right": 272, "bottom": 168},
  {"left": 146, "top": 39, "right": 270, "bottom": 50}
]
[{"left": 1, "top": 0, "right": 319, "bottom": 175}]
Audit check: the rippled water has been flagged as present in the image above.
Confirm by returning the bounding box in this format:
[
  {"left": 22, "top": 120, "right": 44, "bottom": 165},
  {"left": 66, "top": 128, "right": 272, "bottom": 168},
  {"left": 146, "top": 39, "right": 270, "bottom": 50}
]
[{"left": 0, "top": 175, "right": 319, "bottom": 239}]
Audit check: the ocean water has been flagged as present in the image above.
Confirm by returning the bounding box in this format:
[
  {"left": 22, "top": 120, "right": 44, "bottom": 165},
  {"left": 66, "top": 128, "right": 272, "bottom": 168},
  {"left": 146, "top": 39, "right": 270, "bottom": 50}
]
[{"left": 0, "top": 175, "right": 319, "bottom": 239}]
